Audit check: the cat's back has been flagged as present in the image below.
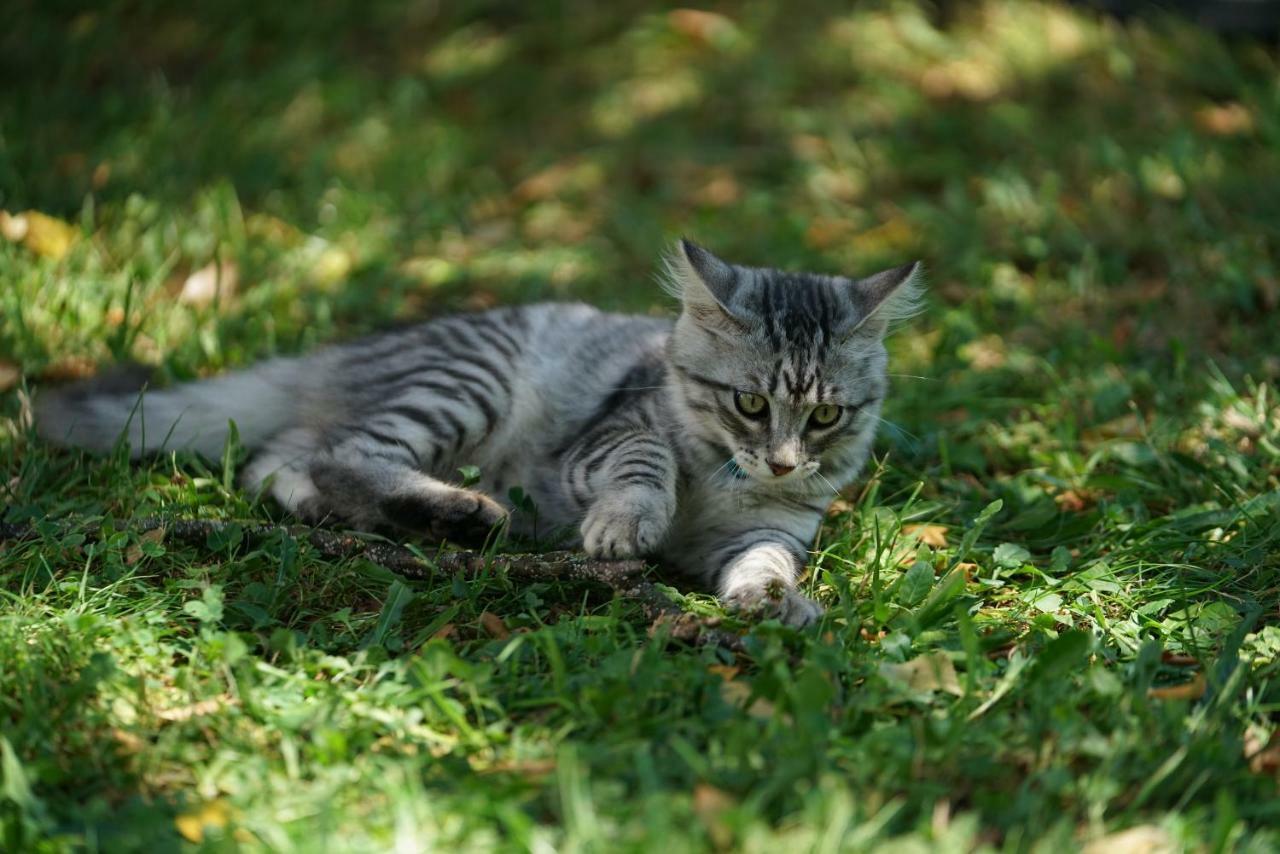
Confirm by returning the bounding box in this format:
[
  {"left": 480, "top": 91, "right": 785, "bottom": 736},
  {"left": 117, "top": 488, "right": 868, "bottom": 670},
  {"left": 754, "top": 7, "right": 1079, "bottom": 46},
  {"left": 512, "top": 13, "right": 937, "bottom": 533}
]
[{"left": 512, "top": 302, "right": 674, "bottom": 428}]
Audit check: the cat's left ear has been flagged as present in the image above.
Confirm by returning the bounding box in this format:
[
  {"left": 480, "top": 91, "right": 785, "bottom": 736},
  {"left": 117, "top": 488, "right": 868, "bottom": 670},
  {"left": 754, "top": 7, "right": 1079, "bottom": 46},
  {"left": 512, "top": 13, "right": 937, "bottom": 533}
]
[
  {"left": 664, "top": 239, "right": 750, "bottom": 332},
  {"left": 840, "top": 261, "right": 925, "bottom": 338}
]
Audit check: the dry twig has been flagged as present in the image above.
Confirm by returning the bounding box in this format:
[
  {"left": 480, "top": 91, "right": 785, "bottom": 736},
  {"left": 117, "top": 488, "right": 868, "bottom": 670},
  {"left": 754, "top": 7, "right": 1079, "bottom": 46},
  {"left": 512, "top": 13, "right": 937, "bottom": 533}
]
[{"left": 0, "top": 517, "right": 743, "bottom": 650}]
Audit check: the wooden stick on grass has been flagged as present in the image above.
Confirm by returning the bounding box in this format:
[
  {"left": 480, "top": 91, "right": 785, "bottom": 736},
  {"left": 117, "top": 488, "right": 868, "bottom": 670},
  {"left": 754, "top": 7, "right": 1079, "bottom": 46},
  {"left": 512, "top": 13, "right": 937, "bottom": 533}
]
[{"left": 0, "top": 518, "right": 744, "bottom": 650}]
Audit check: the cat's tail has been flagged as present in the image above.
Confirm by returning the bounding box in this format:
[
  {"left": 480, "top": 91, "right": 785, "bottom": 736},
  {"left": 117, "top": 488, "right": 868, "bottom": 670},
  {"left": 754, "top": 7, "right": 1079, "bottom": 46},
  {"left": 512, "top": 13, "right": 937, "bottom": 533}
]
[{"left": 36, "top": 357, "right": 307, "bottom": 459}]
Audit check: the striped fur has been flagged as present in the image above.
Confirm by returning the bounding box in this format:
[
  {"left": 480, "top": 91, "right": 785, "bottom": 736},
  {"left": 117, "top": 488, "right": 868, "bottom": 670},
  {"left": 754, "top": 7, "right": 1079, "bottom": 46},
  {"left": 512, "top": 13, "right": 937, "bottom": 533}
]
[{"left": 36, "top": 241, "right": 922, "bottom": 626}]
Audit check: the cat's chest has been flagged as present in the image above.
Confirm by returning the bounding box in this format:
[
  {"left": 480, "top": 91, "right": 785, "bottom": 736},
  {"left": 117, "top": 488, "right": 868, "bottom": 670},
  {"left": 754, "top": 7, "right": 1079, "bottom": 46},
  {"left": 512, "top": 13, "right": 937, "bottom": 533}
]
[{"left": 666, "top": 477, "right": 827, "bottom": 550}]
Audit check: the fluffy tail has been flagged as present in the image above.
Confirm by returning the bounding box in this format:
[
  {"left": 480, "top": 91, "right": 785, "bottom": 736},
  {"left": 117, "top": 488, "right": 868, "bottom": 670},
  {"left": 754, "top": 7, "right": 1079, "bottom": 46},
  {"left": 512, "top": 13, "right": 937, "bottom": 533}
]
[{"left": 36, "top": 358, "right": 305, "bottom": 459}]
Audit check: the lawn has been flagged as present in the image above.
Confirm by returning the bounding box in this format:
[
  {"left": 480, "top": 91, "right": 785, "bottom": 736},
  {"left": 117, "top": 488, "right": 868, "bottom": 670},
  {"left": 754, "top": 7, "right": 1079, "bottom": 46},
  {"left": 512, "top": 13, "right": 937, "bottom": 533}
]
[{"left": 2, "top": 1, "right": 1279, "bottom": 850}]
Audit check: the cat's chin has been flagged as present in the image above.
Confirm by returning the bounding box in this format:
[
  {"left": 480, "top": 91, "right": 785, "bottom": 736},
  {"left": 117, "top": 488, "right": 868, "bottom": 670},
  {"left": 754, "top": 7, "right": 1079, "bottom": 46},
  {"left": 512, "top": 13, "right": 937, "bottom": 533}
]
[{"left": 733, "top": 463, "right": 817, "bottom": 491}]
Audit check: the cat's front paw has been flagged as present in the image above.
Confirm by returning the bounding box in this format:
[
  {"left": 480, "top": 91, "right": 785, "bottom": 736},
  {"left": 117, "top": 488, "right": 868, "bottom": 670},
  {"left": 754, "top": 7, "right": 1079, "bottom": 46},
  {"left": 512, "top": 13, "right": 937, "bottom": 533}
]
[
  {"left": 723, "top": 581, "right": 824, "bottom": 628},
  {"left": 581, "top": 491, "right": 672, "bottom": 559}
]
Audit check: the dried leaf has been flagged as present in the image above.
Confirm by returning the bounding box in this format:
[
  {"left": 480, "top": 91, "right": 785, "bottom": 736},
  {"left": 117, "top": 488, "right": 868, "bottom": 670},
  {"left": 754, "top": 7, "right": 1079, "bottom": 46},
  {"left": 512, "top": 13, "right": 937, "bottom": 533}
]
[
  {"left": 111, "top": 727, "right": 145, "bottom": 754},
  {"left": 40, "top": 356, "right": 97, "bottom": 382},
  {"left": 958, "top": 334, "right": 1007, "bottom": 371},
  {"left": 124, "top": 528, "right": 166, "bottom": 566},
  {"left": 156, "top": 697, "right": 228, "bottom": 722},
  {"left": 174, "top": 799, "right": 232, "bottom": 844},
  {"left": 479, "top": 611, "right": 510, "bottom": 640},
  {"left": 826, "top": 498, "right": 854, "bottom": 517},
  {"left": 720, "top": 679, "right": 777, "bottom": 719},
  {"left": 1082, "top": 825, "right": 1174, "bottom": 854},
  {"left": 0, "top": 361, "right": 19, "bottom": 393},
  {"left": 805, "top": 217, "right": 853, "bottom": 250},
  {"left": 474, "top": 757, "right": 557, "bottom": 778},
  {"left": 1054, "top": 489, "right": 1092, "bottom": 513},
  {"left": 707, "top": 664, "right": 739, "bottom": 682},
  {"left": 1083, "top": 413, "right": 1144, "bottom": 443},
  {"left": 310, "top": 246, "right": 353, "bottom": 287},
  {"left": 1147, "top": 674, "right": 1205, "bottom": 701},
  {"left": 19, "top": 211, "right": 79, "bottom": 260},
  {"left": 879, "top": 652, "right": 963, "bottom": 696},
  {"left": 850, "top": 216, "right": 916, "bottom": 257},
  {"left": 0, "top": 211, "right": 28, "bottom": 242},
  {"left": 180, "top": 261, "right": 240, "bottom": 308},
  {"left": 1244, "top": 728, "right": 1280, "bottom": 775},
  {"left": 693, "top": 783, "right": 735, "bottom": 847},
  {"left": 431, "top": 623, "right": 456, "bottom": 641},
  {"left": 1195, "top": 102, "right": 1254, "bottom": 136},
  {"left": 692, "top": 168, "right": 741, "bottom": 207},
  {"left": 903, "top": 524, "right": 948, "bottom": 548},
  {"left": 668, "top": 9, "right": 740, "bottom": 48}
]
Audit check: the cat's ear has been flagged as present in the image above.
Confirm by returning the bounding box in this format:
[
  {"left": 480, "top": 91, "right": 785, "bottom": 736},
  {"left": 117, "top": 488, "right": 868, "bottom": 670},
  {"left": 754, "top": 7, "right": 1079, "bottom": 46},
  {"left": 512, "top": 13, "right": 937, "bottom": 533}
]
[
  {"left": 664, "top": 239, "right": 749, "bottom": 331},
  {"left": 840, "top": 261, "right": 924, "bottom": 338}
]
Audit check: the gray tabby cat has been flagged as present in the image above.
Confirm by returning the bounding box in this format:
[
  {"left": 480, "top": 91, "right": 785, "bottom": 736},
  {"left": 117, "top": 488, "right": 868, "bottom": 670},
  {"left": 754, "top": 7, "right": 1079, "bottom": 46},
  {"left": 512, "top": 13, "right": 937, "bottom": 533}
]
[{"left": 37, "top": 241, "right": 921, "bottom": 626}]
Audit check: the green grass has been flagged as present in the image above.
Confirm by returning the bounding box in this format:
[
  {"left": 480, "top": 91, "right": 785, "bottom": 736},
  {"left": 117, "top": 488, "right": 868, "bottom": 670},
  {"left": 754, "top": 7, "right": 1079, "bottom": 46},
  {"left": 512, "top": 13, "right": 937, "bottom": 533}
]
[{"left": 3, "top": 1, "right": 1279, "bottom": 850}]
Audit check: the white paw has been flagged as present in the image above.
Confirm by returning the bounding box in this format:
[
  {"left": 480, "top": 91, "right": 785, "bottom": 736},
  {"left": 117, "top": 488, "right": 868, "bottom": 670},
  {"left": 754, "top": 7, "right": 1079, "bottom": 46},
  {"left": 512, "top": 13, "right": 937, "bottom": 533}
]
[
  {"left": 581, "top": 493, "right": 671, "bottom": 559},
  {"left": 723, "top": 583, "right": 824, "bottom": 628}
]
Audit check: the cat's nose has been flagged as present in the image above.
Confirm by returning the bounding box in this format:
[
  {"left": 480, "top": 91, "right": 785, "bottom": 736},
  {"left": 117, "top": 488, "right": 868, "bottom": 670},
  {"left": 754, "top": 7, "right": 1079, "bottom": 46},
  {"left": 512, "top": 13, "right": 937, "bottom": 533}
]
[{"left": 767, "top": 460, "right": 795, "bottom": 477}]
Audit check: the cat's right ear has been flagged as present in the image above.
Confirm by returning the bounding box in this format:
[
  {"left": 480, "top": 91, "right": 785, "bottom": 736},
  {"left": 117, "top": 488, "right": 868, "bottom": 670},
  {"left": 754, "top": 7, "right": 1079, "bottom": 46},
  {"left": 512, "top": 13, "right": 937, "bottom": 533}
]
[{"left": 664, "top": 239, "right": 750, "bottom": 332}]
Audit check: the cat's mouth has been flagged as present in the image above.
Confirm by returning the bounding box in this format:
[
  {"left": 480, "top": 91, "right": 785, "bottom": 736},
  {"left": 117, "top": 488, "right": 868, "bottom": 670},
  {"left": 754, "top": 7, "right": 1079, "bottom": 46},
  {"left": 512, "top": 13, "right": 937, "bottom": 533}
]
[{"left": 730, "top": 455, "right": 815, "bottom": 484}]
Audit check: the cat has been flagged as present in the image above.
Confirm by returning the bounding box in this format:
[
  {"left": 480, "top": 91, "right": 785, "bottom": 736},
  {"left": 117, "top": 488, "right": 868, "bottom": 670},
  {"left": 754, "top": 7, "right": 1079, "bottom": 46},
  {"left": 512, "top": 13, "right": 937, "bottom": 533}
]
[{"left": 36, "top": 240, "right": 922, "bottom": 626}]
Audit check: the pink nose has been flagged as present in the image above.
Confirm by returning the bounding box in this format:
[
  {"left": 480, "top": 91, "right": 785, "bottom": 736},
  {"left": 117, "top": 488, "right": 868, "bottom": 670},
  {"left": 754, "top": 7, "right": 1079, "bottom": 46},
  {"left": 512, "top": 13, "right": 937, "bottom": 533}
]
[{"left": 767, "top": 460, "right": 795, "bottom": 477}]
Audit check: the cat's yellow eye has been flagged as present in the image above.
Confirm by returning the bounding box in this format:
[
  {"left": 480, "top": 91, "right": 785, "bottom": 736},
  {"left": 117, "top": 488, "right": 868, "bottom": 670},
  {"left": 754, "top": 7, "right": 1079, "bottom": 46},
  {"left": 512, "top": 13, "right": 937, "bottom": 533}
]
[
  {"left": 809, "top": 404, "right": 843, "bottom": 429},
  {"left": 734, "top": 391, "right": 769, "bottom": 419}
]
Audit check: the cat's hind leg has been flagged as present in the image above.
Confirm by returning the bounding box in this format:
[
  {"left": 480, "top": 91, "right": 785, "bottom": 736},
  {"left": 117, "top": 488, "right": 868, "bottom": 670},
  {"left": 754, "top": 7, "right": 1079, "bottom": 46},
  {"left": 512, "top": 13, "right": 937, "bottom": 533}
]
[
  {"left": 243, "top": 428, "right": 507, "bottom": 544},
  {"left": 241, "top": 427, "right": 324, "bottom": 516},
  {"left": 307, "top": 450, "right": 507, "bottom": 543}
]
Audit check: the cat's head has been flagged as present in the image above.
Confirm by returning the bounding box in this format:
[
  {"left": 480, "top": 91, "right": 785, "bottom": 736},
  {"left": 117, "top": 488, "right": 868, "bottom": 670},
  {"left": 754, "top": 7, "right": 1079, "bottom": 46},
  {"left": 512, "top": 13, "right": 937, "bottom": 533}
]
[{"left": 665, "top": 239, "right": 922, "bottom": 489}]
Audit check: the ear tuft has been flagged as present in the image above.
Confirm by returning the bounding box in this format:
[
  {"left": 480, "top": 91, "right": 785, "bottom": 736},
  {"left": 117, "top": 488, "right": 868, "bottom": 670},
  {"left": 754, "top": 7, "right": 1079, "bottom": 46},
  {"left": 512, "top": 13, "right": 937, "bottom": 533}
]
[
  {"left": 846, "top": 261, "right": 925, "bottom": 336},
  {"left": 660, "top": 239, "right": 748, "bottom": 329}
]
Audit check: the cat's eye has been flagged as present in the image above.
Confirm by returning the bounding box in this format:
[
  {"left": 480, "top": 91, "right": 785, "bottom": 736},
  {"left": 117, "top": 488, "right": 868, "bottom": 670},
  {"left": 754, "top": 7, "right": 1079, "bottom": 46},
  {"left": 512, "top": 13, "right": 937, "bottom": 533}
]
[
  {"left": 734, "top": 391, "right": 769, "bottom": 419},
  {"left": 808, "top": 404, "right": 843, "bottom": 429}
]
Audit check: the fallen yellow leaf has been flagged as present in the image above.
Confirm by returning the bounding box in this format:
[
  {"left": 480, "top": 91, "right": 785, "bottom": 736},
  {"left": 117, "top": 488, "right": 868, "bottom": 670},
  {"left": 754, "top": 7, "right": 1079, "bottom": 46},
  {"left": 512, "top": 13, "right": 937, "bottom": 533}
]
[
  {"left": 720, "top": 679, "right": 778, "bottom": 720},
  {"left": 156, "top": 697, "right": 230, "bottom": 723},
  {"left": 174, "top": 799, "right": 232, "bottom": 844},
  {"left": 308, "top": 245, "right": 353, "bottom": 289},
  {"left": 1082, "top": 824, "right": 1174, "bottom": 854},
  {"left": 19, "top": 211, "right": 79, "bottom": 260},
  {"left": 707, "top": 664, "right": 739, "bottom": 682},
  {"left": 880, "top": 652, "right": 963, "bottom": 696},
  {"left": 472, "top": 756, "right": 557, "bottom": 778},
  {"left": 903, "top": 524, "right": 949, "bottom": 548},
  {"left": 826, "top": 498, "right": 855, "bottom": 517},
  {"left": 180, "top": 261, "right": 239, "bottom": 308},
  {"left": 0, "top": 211, "right": 28, "bottom": 242}
]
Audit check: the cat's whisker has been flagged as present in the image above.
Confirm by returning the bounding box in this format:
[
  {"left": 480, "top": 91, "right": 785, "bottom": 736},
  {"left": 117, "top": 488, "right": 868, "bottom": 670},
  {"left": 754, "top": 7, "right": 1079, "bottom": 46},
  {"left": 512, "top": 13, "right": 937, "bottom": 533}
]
[
  {"left": 814, "top": 471, "right": 841, "bottom": 497},
  {"left": 885, "top": 373, "right": 936, "bottom": 382},
  {"left": 874, "top": 416, "right": 920, "bottom": 442},
  {"left": 705, "top": 458, "right": 734, "bottom": 485}
]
